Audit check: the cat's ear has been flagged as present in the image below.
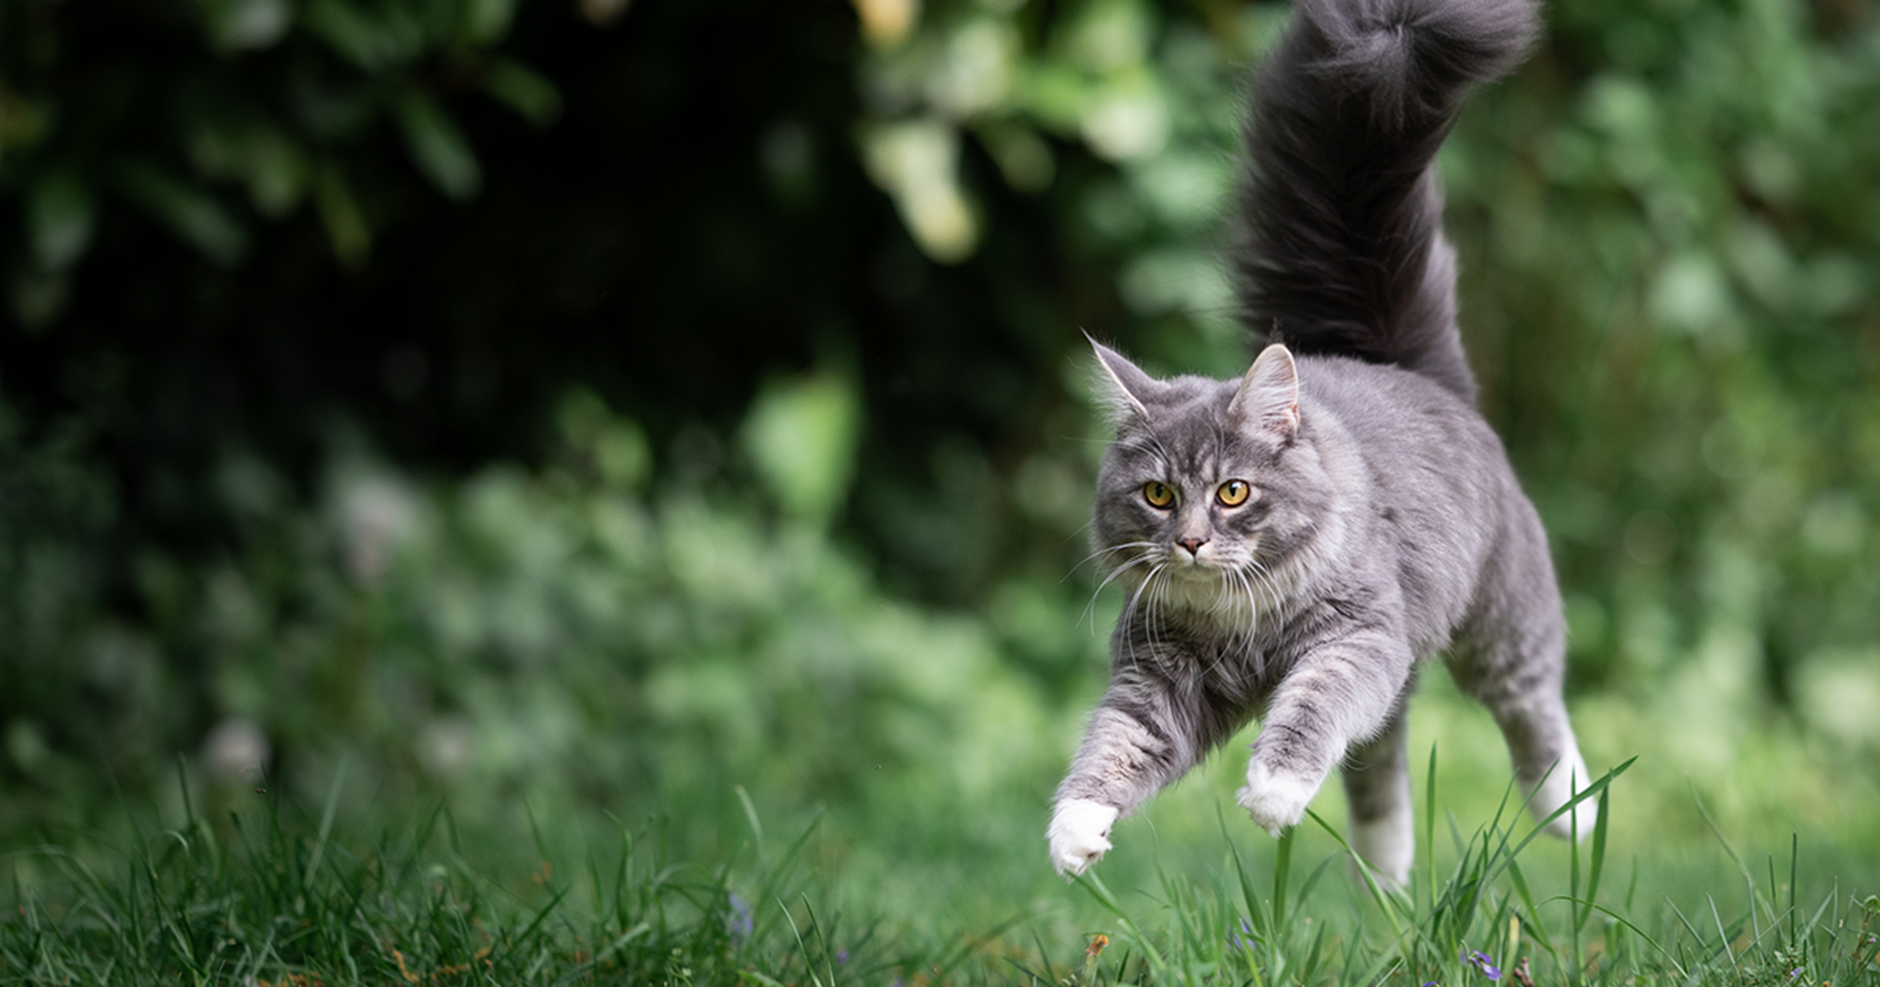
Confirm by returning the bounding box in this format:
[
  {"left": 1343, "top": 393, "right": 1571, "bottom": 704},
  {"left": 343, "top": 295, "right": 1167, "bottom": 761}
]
[
  {"left": 1229, "top": 344, "right": 1299, "bottom": 440},
  {"left": 1086, "top": 334, "right": 1164, "bottom": 425}
]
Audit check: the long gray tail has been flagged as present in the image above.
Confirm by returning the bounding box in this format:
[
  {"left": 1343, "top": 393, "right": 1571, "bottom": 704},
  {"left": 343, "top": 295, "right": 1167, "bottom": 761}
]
[{"left": 1235, "top": 0, "right": 1539, "bottom": 403}]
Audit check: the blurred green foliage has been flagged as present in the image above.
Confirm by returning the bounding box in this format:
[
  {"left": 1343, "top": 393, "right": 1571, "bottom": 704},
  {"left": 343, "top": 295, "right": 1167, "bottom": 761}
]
[
  {"left": 1, "top": 0, "right": 1878, "bottom": 897},
  {"left": 0, "top": 381, "right": 1091, "bottom": 875}
]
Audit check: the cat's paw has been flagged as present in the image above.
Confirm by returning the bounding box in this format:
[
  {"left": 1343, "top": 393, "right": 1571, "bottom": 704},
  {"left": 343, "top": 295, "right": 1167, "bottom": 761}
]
[
  {"left": 1236, "top": 760, "right": 1318, "bottom": 837},
  {"left": 1047, "top": 799, "right": 1119, "bottom": 877}
]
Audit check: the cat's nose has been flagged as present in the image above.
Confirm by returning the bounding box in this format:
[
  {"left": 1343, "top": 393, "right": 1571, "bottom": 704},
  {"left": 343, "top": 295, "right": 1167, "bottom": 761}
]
[{"left": 1178, "top": 537, "right": 1208, "bottom": 557}]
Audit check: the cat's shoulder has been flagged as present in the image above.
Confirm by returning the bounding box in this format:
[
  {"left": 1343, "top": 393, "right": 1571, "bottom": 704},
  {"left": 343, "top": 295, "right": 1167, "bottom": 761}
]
[
  {"left": 1291, "top": 353, "right": 1506, "bottom": 467},
  {"left": 1295, "top": 354, "right": 1481, "bottom": 422}
]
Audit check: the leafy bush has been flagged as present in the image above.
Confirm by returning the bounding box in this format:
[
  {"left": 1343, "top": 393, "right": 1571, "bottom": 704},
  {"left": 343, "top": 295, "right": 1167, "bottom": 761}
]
[{"left": 0, "top": 381, "right": 1090, "bottom": 861}]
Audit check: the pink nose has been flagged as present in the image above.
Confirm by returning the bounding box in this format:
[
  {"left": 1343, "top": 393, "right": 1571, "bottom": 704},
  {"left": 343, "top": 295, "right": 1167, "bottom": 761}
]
[{"left": 1178, "top": 537, "right": 1207, "bottom": 556}]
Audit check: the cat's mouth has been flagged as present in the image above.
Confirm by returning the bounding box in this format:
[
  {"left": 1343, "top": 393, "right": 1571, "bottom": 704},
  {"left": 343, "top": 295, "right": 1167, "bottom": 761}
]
[
  {"left": 1162, "top": 541, "right": 1252, "bottom": 574},
  {"left": 1165, "top": 551, "right": 1224, "bottom": 575}
]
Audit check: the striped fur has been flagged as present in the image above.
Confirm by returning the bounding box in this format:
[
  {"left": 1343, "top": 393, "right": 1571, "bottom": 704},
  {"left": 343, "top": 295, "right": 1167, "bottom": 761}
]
[{"left": 1050, "top": 0, "right": 1593, "bottom": 888}]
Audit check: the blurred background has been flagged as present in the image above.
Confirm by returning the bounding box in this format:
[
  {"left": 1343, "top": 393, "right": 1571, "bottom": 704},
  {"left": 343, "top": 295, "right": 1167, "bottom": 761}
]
[{"left": 2, "top": 0, "right": 1877, "bottom": 927}]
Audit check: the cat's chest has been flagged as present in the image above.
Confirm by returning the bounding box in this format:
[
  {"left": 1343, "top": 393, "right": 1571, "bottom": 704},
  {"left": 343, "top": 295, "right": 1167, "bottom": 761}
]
[{"left": 1153, "top": 624, "right": 1290, "bottom": 704}]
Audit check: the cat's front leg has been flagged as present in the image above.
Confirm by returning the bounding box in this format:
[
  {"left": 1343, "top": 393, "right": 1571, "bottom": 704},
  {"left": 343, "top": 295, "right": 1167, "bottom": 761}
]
[
  {"left": 1238, "top": 630, "right": 1413, "bottom": 837},
  {"left": 1050, "top": 669, "right": 1203, "bottom": 876}
]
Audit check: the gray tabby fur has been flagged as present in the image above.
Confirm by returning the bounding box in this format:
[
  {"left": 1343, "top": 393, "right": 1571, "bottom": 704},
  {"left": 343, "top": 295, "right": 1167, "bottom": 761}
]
[{"left": 1048, "top": 0, "right": 1594, "bottom": 887}]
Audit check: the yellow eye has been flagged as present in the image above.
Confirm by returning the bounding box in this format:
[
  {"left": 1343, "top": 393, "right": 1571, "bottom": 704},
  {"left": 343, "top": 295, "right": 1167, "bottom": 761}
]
[
  {"left": 1217, "top": 480, "right": 1252, "bottom": 507},
  {"left": 1143, "top": 482, "right": 1175, "bottom": 508}
]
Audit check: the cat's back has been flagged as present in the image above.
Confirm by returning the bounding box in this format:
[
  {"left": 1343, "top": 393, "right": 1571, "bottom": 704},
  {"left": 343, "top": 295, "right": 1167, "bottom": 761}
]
[
  {"left": 1295, "top": 355, "right": 1529, "bottom": 647},
  {"left": 1297, "top": 354, "right": 1511, "bottom": 488}
]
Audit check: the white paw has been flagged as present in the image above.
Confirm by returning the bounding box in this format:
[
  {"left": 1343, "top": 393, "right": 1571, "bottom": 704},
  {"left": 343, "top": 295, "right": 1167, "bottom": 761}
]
[
  {"left": 1529, "top": 749, "right": 1598, "bottom": 840},
  {"left": 1047, "top": 799, "right": 1119, "bottom": 877},
  {"left": 1236, "top": 760, "right": 1318, "bottom": 837}
]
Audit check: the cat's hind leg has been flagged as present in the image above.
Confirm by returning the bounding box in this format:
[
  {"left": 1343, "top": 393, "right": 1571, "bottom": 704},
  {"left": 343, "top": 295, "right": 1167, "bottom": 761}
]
[
  {"left": 1449, "top": 522, "right": 1597, "bottom": 839},
  {"left": 1487, "top": 688, "right": 1595, "bottom": 839},
  {"left": 1340, "top": 699, "right": 1413, "bottom": 890},
  {"left": 1450, "top": 650, "right": 1597, "bottom": 839}
]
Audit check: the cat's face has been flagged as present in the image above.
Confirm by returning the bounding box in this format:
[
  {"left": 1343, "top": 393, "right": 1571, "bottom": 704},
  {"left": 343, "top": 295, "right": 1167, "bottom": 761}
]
[{"left": 1089, "top": 342, "right": 1335, "bottom": 613}]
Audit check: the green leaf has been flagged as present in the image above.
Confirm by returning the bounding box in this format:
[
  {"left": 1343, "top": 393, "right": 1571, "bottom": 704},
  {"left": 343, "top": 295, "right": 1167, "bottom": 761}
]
[
  {"left": 244, "top": 128, "right": 310, "bottom": 217},
  {"left": 188, "top": 119, "right": 310, "bottom": 217},
  {"left": 200, "top": 0, "right": 293, "bottom": 50},
  {"left": 395, "top": 91, "right": 482, "bottom": 200},
  {"left": 27, "top": 172, "right": 97, "bottom": 271},
  {"left": 304, "top": 0, "right": 418, "bottom": 69},
  {"left": 483, "top": 58, "right": 562, "bottom": 127},
  {"left": 466, "top": 0, "right": 518, "bottom": 43},
  {"left": 113, "top": 163, "right": 247, "bottom": 265},
  {"left": 740, "top": 371, "right": 860, "bottom": 524},
  {"left": 557, "top": 390, "right": 651, "bottom": 489},
  {"left": 315, "top": 163, "right": 371, "bottom": 268}
]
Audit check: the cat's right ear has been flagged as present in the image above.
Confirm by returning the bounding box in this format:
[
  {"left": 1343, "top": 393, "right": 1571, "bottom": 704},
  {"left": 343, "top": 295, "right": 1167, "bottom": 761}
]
[
  {"left": 1086, "top": 334, "right": 1163, "bottom": 427},
  {"left": 1229, "top": 343, "right": 1300, "bottom": 441}
]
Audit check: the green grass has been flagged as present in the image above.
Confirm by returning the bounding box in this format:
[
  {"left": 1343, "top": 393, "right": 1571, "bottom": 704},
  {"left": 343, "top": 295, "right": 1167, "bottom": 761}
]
[
  {"left": 1, "top": 766, "right": 918, "bottom": 986},
  {"left": 7, "top": 755, "right": 1880, "bottom": 986},
  {"left": 1046, "top": 756, "right": 1880, "bottom": 987}
]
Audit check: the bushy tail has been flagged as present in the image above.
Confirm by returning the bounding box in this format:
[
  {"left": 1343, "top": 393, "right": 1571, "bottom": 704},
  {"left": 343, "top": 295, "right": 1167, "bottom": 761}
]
[{"left": 1235, "top": 0, "right": 1538, "bottom": 403}]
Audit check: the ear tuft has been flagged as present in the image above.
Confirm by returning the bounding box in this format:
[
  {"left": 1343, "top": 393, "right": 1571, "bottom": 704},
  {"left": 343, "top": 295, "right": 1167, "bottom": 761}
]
[
  {"left": 1228, "top": 344, "right": 1299, "bottom": 439},
  {"left": 1086, "top": 333, "right": 1163, "bottom": 426}
]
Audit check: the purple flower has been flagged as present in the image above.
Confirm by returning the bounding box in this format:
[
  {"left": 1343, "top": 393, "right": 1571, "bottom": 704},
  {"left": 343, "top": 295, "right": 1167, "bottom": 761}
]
[
  {"left": 727, "top": 892, "right": 754, "bottom": 942},
  {"left": 1461, "top": 947, "right": 1501, "bottom": 981},
  {"left": 1229, "top": 916, "right": 1256, "bottom": 952},
  {"left": 837, "top": 949, "right": 849, "bottom": 964}
]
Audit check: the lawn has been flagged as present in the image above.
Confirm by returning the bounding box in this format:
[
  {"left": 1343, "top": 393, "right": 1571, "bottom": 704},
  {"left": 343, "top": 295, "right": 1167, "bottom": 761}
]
[{"left": 8, "top": 670, "right": 1879, "bottom": 985}]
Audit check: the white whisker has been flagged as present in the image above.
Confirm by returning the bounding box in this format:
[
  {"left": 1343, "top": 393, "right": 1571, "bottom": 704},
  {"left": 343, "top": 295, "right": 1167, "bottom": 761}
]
[{"left": 1082, "top": 546, "right": 1160, "bottom": 632}]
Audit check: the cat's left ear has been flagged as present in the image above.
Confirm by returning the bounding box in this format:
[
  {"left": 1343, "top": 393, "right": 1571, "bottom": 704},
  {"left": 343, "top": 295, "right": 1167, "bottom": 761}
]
[
  {"left": 1086, "top": 334, "right": 1166, "bottom": 425},
  {"left": 1229, "top": 344, "right": 1299, "bottom": 440}
]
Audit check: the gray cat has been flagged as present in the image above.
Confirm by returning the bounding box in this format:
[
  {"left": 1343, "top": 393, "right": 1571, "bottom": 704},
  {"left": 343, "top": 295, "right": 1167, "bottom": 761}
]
[{"left": 1048, "top": 0, "right": 1595, "bottom": 888}]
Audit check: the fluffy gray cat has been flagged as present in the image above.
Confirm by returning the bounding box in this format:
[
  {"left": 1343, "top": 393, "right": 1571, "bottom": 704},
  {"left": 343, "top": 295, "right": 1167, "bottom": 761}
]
[{"left": 1048, "top": 0, "right": 1595, "bottom": 888}]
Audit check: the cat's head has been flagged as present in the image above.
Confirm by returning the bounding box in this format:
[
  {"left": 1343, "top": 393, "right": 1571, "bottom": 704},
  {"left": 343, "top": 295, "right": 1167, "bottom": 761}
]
[{"left": 1087, "top": 339, "right": 1336, "bottom": 612}]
